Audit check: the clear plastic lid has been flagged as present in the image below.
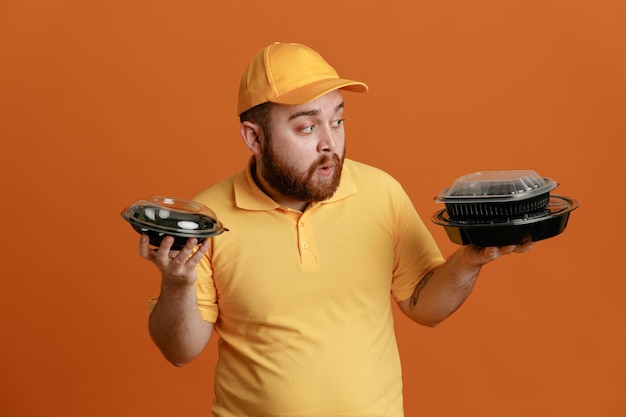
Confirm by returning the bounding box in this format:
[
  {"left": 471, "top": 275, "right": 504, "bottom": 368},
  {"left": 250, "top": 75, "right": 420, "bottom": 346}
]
[
  {"left": 436, "top": 170, "right": 557, "bottom": 202},
  {"left": 121, "top": 196, "right": 227, "bottom": 237}
]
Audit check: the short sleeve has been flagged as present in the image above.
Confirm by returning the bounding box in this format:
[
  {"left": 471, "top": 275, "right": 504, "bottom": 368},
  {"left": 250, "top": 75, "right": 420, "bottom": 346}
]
[{"left": 390, "top": 188, "right": 445, "bottom": 302}]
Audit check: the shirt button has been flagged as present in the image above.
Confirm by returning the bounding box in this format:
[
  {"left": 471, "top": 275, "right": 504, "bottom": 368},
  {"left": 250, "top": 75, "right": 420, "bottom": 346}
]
[{"left": 301, "top": 242, "right": 308, "bottom": 249}]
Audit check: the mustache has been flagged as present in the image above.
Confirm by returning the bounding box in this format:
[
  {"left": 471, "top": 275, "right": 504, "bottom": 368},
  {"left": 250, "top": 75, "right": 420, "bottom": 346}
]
[
  {"left": 316, "top": 153, "right": 341, "bottom": 167},
  {"left": 309, "top": 153, "right": 341, "bottom": 175}
]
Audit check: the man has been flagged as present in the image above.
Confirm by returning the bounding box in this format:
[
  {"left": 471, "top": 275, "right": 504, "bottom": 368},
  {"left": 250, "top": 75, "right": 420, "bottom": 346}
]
[{"left": 139, "top": 42, "right": 533, "bottom": 417}]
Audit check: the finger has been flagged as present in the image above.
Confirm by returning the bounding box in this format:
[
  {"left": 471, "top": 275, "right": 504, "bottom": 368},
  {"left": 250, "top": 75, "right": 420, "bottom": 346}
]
[
  {"left": 183, "top": 237, "right": 199, "bottom": 252},
  {"left": 478, "top": 245, "right": 513, "bottom": 262},
  {"left": 186, "top": 239, "right": 211, "bottom": 266},
  {"left": 174, "top": 238, "right": 208, "bottom": 267},
  {"left": 169, "top": 238, "right": 198, "bottom": 262},
  {"left": 480, "top": 246, "right": 499, "bottom": 261},
  {"left": 138, "top": 235, "right": 153, "bottom": 260},
  {"left": 154, "top": 235, "right": 176, "bottom": 263},
  {"left": 513, "top": 239, "right": 535, "bottom": 253},
  {"left": 499, "top": 245, "right": 517, "bottom": 255}
]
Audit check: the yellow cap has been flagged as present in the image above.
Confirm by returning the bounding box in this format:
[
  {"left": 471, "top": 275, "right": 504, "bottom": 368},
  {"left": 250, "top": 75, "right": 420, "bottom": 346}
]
[{"left": 237, "top": 42, "right": 368, "bottom": 115}]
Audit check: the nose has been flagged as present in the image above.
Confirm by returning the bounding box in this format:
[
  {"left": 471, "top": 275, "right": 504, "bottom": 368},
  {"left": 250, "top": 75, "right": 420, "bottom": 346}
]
[{"left": 317, "top": 125, "right": 340, "bottom": 153}]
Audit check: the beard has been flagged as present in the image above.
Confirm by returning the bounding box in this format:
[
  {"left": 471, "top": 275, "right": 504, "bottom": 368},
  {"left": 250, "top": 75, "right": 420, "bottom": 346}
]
[{"left": 260, "top": 142, "right": 344, "bottom": 203}]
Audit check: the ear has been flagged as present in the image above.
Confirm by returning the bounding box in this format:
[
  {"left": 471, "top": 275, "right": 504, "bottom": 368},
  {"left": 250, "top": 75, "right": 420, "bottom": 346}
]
[{"left": 240, "top": 121, "right": 264, "bottom": 155}]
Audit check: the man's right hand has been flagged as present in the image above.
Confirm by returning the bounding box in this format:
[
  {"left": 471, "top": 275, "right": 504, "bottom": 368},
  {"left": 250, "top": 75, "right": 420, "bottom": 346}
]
[{"left": 138, "top": 234, "right": 211, "bottom": 287}]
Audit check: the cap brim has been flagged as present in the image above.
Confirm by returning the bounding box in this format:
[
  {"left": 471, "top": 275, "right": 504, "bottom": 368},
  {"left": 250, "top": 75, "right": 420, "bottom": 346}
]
[{"left": 270, "top": 79, "right": 368, "bottom": 106}]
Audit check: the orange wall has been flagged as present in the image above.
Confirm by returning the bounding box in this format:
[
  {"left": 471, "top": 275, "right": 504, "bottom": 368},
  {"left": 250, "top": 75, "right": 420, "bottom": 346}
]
[{"left": 1, "top": 1, "right": 625, "bottom": 416}]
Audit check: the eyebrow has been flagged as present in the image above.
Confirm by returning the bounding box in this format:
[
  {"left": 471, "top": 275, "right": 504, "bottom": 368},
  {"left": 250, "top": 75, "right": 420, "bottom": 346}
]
[{"left": 287, "top": 102, "right": 344, "bottom": 121}]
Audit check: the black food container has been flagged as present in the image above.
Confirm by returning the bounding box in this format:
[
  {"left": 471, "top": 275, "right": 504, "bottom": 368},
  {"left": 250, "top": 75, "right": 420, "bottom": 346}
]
[
  {"left": 121, "top": 196, "right": 228, "bottom": 250},
  {"left": 432, "top": 170, "right": 579, "bottom": 246}
]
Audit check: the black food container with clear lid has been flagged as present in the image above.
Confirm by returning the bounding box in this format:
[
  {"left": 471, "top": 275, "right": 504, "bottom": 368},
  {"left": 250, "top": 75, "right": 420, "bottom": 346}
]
[
  {"left": 121, "top": 196, "right": 228, "bottom": 250},
  {"left": 432, "top": 170, "right": 579, "bottom": 246}
]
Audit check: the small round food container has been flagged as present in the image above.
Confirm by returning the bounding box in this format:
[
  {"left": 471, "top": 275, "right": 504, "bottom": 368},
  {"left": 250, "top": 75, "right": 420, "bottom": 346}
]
[
  {"left": 121, "top": 196, "right": 228, "bottom": 250},
  {"left": 432, "top": 170, "right": 579, "bottom": 246},
  {"left": 436, "top": 170, "right": 558, "bottom": 219}
]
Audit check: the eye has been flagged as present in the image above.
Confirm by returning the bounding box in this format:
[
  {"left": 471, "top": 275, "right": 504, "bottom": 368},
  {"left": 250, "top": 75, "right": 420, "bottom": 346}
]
[
  {"left": 301, "top": 125, "right": 316, "bottom": 134},
  {"left": 331, "top": 118, "right": 345, "bottom": 127}
]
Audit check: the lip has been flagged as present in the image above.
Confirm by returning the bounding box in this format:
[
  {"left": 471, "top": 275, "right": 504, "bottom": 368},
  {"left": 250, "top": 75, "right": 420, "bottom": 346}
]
[{"left": 317, "top": 163, "right": 335, "bottom": 176}]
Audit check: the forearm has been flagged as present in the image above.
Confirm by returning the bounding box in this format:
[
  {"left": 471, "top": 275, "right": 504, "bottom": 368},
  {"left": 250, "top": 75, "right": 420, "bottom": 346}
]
[
  {"left": 399, "top": 246, "right": 481, "bottom": 327},
  {"left": 399, "top": 239, "right": 534, "bottom": 326},
  {"left": 149, "top": 280, "right": 212, "bottom": 367}
]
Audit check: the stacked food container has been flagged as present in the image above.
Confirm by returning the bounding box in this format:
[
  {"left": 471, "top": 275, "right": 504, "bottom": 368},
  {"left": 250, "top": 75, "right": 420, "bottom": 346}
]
[{"left": 432, "top": 170, "right": 579, "bottom": 246}]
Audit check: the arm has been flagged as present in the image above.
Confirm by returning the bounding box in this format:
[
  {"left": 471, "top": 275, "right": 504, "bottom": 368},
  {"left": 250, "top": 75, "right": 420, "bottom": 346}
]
[
  {"left": 397, "top": 239, "right": 535, "bottom": 327},
  {"left": 139, "top": 235, "right": 213, "bottom": 367}
]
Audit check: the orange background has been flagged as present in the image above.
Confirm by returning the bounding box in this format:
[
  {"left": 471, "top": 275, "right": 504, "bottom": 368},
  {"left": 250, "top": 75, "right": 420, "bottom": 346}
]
[{"left": 1, "top": 1, "right": 625, "bottom": 416}]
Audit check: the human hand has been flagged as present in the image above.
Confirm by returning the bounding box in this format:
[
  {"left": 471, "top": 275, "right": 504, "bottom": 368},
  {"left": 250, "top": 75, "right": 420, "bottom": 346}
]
[
  {"left": 138, "top": 235, "right": 210, "bottom": 287},
  {"left": 461, "top": 236, "right": 535, "bottom": 267}
]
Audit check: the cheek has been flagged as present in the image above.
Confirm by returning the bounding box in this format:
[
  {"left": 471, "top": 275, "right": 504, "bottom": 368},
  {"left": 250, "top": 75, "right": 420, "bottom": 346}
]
[
  {"left": 337, "top": 138, "right": 346, "bottom": 154},
  {"left": 333, "top": 130, "right": 346, "bottom": 148},
  {"left": 283, "top": 142, "right": 320, "bottom": 165},
  {"left": 293, "top": 152, "right": 318, "bottom": 169},
  {"left": 269, "top": 141, "right": 307, "bottom": 168}
]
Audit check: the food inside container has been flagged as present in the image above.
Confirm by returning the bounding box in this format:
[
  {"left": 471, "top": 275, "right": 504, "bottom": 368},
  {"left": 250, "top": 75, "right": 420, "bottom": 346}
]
[{"left": 121, "top": 196, "right": 228, "bottom": 250}]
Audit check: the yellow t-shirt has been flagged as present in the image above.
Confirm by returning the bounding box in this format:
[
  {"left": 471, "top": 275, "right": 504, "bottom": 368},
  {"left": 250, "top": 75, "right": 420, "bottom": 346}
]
[{"left": 177, "top": 159, "right": 444, "bottom": 417}]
